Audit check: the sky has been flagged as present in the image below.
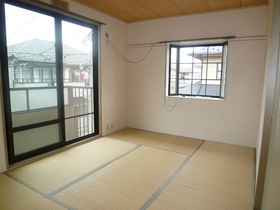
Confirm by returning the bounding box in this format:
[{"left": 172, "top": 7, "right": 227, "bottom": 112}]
[{"left": 5, "top": 3, "right": 92, "bottom": 53}]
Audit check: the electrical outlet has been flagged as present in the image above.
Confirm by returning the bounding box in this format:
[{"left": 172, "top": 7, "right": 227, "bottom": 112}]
[
  {"left": 106, "top": 124, "right": 109, "bottom": 131},
  {"left": 51, "top": 0, "right": 69, "bottom": 10}
]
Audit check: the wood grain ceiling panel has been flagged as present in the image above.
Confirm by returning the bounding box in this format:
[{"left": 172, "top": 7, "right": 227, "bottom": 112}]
[
  {"left": 72, "top": 0, "right": 140, "bottom": 22},
  {"left": 171, "top": 0, "right": 211, "bottom": 14},
  {"left": 72, "top": 0, "right": 268, "bottom": 23},
  {"left": 205, "top": 0, "right": 241, "bottom": 10},
  {"left": 136, "top": 0, "right": 185, "bottom": 17},
  {"left": 103, "top": 0, "right": 161, "bottom": 20},
  {"left": 241, "top": 0, "right": 267, "bottom": 6}
]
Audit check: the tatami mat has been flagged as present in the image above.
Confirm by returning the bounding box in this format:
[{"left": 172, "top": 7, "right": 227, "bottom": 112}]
[
  {"left": 53, "top": 146, "right": 188, "bottom": 209},
  {"left": 0, "top": 129, "right": 255, "bottom": 210},
  {"left": 147, "top": 182, "right": 250, "bottom": 210},
  {"left": 170, "top": 141, "right": 254, "bottom": 205},
  {"left": 7, "top": 137, "right": 138, "bottom": 194},
  {"left": 107, "top": 128, "right": 203, "bottom": 154},
  {"left": 0, "top": 174, "right": 67, "bottom": 210}
]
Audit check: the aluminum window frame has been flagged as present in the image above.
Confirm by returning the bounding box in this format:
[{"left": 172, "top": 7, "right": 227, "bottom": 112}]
[
  {"left": 167, "top": 41, "right": 228, "bottom": 99},
  {"left": 0, "top": 0, "right": 100, "bottom": 164}
]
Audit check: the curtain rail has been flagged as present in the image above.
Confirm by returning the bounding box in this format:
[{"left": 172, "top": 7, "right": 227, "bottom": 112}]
[
  {"left": 127, "top": 35, "right": 267, "bottom": 47},
  {"left": 158, "top": 36, "right": 236, "bottom": 44}
]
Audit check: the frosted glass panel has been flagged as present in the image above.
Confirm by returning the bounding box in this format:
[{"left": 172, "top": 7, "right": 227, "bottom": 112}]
[
  {"left": 10, "top": 90, "right": 27, "bottom": 112},
  {"left": 13, "top": 124, "right": 60, "bottom": 155},
  {"left": 29, "top": 88, "right": 57, "bottom": 109},
  {"left": 12, "top": 109, "right": 58, "bottom": 127}
]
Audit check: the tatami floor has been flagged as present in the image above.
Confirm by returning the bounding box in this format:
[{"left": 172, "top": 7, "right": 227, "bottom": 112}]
[{"left": 0, "top": 128, "right": 255, "bottom": 209}]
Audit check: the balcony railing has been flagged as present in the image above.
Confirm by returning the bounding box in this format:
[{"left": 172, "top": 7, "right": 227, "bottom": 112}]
[{"left": 10, "top": 85, "right": 94, "bottom": 140}]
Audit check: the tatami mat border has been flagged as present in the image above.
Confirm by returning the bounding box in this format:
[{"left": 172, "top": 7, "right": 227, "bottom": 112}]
[
  {"left": 106, "top": 136, "right": 197, "bottom": 155},
  {"left": 3, "top": 143, "right": 141, "bottom": 210},
  {"left": 4, "top": 173, "right": 75, "bottom": 210},
  {"left": 50, "top": 144, "right": 141, "bottom": 196},
  {"left": 140, "top": 140, "right": 205, "bottom": 209}
]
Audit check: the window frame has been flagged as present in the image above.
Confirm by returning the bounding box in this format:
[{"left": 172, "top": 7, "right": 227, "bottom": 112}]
[
  {"left": 216, "top": 62, "right": 222, "bottom": 80},
  {"left": 0, "top": 0, "right": 100, "bottom": 163},
  {"left": 166, "top": 41, "right": 228, "bottom": 100}
]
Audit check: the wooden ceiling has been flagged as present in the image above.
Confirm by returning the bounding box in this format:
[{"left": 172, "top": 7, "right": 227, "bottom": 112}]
[{"left": 72, "top": 0, "right": 268, "bottom": 23}]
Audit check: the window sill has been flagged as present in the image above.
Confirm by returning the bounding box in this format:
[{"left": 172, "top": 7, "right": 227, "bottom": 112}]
[{"left": 165, "top": 95, "right": 226, "bottom": 101}]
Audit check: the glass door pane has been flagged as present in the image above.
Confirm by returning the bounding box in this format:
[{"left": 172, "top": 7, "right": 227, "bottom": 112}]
[
  {"left": 5, "top": 4, "right": 61, "bottom": 155},
  {"left": 62, "top": 21, "right": 95, "bottom": 141},
  {"left": 2, "top": 2, "right": 99, "bottom": 163}
]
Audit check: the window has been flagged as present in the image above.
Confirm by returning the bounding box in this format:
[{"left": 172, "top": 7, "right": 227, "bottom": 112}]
[
  {"left": 0, "top": 1, "right": 99, "bottom": 163},
  {"left": 167, "top": 41, "right": 228, "bottom": 99},
  {"left": 217, "top": 62, "right": 222, "bottom": 79}
]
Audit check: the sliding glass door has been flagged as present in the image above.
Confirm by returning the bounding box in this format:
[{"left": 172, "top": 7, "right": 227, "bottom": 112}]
[
  {"left": 0, "top": 1, "right": 99, "bottom": 163},
  {"left": 62, "top": 21, "right": 96, "bottom": 141}
]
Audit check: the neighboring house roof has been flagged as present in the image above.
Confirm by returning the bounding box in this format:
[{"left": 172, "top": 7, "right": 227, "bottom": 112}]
[{"left": 8, "top": 39, "right": 91, "bottom": 65}]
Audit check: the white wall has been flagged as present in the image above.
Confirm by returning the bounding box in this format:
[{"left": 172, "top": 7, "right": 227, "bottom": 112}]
[
  {"left": 127, "top": 6, "right": 268, "bottom": 148},
  {"left": 0, "top": 0, "right": 128, "bottom": 172}
]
